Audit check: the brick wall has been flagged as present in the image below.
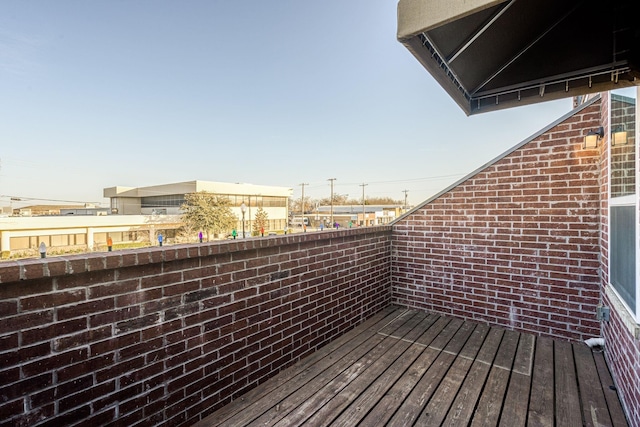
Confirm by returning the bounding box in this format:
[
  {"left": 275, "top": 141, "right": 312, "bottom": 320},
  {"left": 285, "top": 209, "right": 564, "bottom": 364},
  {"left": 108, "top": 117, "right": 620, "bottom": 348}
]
[
  {"left": 602, "top": 296, "right": 640, "bottom": 425},
  {"left": 0, "top": 227, "right": 391, "bottom": 426},
  {"left": 391, "top": 101, "right": 603, "bottom": 342}
]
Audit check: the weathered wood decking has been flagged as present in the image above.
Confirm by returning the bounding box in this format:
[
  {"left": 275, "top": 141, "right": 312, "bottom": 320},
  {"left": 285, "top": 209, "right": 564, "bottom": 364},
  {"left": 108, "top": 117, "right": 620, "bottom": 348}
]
[{"left": 193, "top": 306, "right": 628, "bottom": 427}]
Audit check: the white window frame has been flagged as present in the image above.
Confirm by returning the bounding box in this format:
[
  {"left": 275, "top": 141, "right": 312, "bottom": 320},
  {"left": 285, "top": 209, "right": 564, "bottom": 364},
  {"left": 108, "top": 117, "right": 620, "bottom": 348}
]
[{"left": 608, "top": 86, "right": 640, "bottom": 325}]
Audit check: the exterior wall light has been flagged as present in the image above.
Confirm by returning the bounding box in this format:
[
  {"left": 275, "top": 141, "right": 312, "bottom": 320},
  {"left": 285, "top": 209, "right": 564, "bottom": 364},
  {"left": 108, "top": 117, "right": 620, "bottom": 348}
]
[
  {"left": 611, "top": 125, "right": 628, "bottom": 146},
  {"left": 583, "top": 126, "right": 604, "bottom": 149}
]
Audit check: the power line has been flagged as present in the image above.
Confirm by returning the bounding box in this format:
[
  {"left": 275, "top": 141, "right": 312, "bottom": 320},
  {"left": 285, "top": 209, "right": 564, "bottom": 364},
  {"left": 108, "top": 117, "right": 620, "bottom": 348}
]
[
  {"left": 299, "top": 173, "right": 465, "bottom": 190},
  {"left": 340, "top": 173, "right": 465, "bottom": 186}
]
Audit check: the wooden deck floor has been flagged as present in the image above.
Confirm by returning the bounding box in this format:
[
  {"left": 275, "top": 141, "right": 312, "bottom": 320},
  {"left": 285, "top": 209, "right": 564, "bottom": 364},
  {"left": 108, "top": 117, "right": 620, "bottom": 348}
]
[{"left": 193, "top": 306, "right": 628, "bottom": 427}]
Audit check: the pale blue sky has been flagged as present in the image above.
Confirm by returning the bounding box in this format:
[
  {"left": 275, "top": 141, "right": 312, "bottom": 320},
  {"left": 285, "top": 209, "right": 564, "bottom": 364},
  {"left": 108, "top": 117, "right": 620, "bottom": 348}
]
[{"left": 0, "top": 0, "right": 571, "bottom": 207}]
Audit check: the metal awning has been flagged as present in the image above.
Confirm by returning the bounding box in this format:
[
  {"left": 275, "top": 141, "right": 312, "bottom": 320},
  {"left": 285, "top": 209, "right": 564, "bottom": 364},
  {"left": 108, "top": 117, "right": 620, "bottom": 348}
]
[{"left": 397, "top": 0, "right": 640, "bottom": 115}]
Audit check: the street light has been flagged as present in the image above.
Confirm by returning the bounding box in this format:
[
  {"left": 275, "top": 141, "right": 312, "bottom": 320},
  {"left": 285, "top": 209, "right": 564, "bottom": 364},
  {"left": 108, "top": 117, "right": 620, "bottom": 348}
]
[{"left": 240, "top": 202, "right": 247, "bottom": 238}]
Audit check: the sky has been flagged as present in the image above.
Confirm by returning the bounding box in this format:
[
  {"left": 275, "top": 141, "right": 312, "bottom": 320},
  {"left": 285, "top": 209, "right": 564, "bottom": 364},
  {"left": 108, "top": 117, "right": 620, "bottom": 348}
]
[{"left": 0, "top": 0, "right": 572, "bottom": 208}]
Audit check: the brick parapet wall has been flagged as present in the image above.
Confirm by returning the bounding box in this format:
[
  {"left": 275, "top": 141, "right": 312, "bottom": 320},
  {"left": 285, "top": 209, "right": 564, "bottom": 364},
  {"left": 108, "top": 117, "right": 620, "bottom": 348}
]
[
  {"left": 0, "top": 227, "right": 392, "bottom": 426},
  {"left": 391, "top": 101, "right": 603, "bottom": 341}
]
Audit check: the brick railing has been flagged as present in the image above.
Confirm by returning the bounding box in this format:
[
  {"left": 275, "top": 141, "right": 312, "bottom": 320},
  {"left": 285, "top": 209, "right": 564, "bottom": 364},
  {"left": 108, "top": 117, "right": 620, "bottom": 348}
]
[{"left": 0, "top": 227, "right": 392, "bottom": 426}]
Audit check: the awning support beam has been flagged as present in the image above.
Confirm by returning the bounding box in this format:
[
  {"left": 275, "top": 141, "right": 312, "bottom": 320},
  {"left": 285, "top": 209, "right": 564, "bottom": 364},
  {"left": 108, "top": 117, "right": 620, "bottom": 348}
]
[{"left": 449, "top": 0, "right": 515, "bottom": 63}]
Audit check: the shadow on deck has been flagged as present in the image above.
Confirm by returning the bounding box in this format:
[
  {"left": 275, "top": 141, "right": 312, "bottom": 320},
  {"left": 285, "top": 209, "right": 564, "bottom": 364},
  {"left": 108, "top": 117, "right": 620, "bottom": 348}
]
[{"left": 193, "top": 306, "right": 628, "bottom": 427}]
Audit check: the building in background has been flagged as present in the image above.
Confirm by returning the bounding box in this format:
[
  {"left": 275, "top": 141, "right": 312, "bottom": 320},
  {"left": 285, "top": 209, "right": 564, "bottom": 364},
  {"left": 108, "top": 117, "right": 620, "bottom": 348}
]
[
  {"left": 307, "top": 205, "right": 404, "bottom": 228},
  {"left": 103, "top": 181, "right": 293, "bottom": 234},
  {"left": 0, "top": 214, "right": 182, "bottom": 258},
  {"left": 0, "top": 180, "right": 292, "bottom": 258},
  {"left": 104, "top": 180, "right": 292, "bottom": 232}
]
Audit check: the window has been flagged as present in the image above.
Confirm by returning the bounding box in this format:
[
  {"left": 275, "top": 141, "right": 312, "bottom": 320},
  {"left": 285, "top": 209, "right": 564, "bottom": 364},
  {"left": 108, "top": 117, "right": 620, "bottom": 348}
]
[
  {"left": 141, "top": 194, "right": 185, "bottom": 208},
  {"left": 11, "top": 236, "right": 31, "bottom": 250},
  {"left": 50, "top": 235, "right": 69, "bottom": 247},
  {"left": 611, "top": 206, "right": 636, "bottom": 308},
  {"left": 94, "top": 232, "right": 107, "bottom": 245},
  {"left": 609, "top": 87, "right": 638, "bottom": 318},
  {"left": 611, "top": 93, "right": 636, "bottom": 197}
]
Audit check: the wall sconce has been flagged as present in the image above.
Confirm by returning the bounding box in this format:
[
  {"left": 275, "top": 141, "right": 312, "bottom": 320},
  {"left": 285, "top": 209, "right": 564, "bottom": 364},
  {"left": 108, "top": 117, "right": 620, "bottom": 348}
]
[
  {"left": 583, "top": 126, "right": 604, "bottom": 149},
  {"left": 611, "top": 125, "right": 628, "bottom": 146}
]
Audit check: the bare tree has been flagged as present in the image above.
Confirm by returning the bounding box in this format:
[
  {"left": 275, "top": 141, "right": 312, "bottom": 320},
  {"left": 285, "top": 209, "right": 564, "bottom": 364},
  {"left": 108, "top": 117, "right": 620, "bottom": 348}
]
[
  {"left": 365, "top": 196, "right": 403, "bottom": 205},
  {"left": 290, "top": 196, "right": 314, "bottom": 214},
  {"left": 319, "top": 193, "right": 348, "bottom": 206}
]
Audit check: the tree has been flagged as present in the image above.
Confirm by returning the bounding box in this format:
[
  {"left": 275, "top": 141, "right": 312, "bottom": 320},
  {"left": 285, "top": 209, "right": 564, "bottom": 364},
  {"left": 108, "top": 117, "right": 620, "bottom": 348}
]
[
  {"left": 252, "top": 207, "right": 269, "bottom": 236},
  {"left": 290, "top": 196, "right": 314, "bottom": 214},
  {"left": 318, "top": 193, "right": 348, "bottom": 206},
  {"left": 366, "top": 196, "right": 403, "bottom": 205},
  {"left": 180, "top": 191, "right": 238, "bottom": 240}
]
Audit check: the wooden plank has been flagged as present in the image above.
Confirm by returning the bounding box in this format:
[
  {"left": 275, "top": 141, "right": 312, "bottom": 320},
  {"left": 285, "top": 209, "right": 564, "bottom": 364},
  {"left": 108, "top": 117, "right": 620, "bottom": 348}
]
[
  {"left": 425, "top": 317, "right": 465, "bottom": 351},
  {"left": 458, "top": 324, "right": 491, "bottom": 360},
  {"left": 527, "top": 336, "right": 554, "bottom": 427},
  {"left": 356, "top": 317, "right": 464, "bottom": 426},
  {"left": 269, "top": 310, "right": 430, "bottom": 426},
  {"left": 378, "top": 307, "right": 424, "bottom": 336},
  {"left": 213, "top": 308, "right": 410, "bottom": 426},
  {"left": 498, "top": 333, "right": 535, "bottom": 427},
  {"left": 331, "top": 315, "right": 451, "bottom": 427},
  {"left": 574, "top": 343, "right": 613, "bottom": 427},
  {"left": 386, "top": 320, "right": 476, "bottom": 427},
  {"left": 301, "top": 314, "right": 440, "bottom": 427},
  {"left": 380, "top": 310, "right": 432, "bottom": 344},
  {"left": 415, "top": 323, "right": 490, "bottom": 426},
  {"left": 414, "top": 315, "right": 454, "bottom": 347},
  {"left": 470, "top": 329, "right": 520, "bottom": 427},
  {"left": 193, "top": 305, "right": 401, "bottom": 427},
  {"left": 441, "top": 327, "right": 504, "bottom": 427},
  {"left": 510, "top": 332, "right": 535, "bottom": 375},
  {"left": 593, "top": 351, "right": 629, "bottom": 427},
  {"left": 554, "top": 339, "right": 582, "bottom": 427}
]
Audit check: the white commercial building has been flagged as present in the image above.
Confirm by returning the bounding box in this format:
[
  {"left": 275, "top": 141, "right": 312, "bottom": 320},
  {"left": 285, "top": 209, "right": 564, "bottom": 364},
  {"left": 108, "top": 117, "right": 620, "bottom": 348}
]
[
  {"left": 0, "top": 214, "right": 182, "bottom": 257},
  {"left": 104, "top": 180, "right": 292, "bottom": 233},
  {"left": 0, "top": 180, "right": 292, "bottom": 258}
]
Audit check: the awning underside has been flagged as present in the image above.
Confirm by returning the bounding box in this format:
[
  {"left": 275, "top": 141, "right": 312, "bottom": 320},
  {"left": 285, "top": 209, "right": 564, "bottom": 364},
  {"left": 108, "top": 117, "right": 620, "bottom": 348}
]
[{"left": 398, "top": 0, "right": 640, "bottom": 115}]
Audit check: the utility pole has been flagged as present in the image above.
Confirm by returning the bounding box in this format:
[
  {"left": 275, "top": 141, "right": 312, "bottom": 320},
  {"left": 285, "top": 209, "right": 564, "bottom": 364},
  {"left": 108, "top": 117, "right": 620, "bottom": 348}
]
[
  {"left": 299, "top": 183, "right": 308, "bottom": 229},
  {"left": 360, "top": 183, "right": 368, "bottom": 226},
  {"left": 10, "top": 197, "right": 21, "bottom": 216},
  {"left": 328, "top": 178, "right": 336, "bottom": 226},
  {"left": 403, "top": 190, "right": 409, "bottom": 212}
]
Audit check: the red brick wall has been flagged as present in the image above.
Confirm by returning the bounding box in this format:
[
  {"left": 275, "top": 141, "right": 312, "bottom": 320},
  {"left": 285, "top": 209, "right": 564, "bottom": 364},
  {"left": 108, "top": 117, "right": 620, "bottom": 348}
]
[
  {"left": 0, "top": 227, "right": 391, "bottom": 426},
  {"left": 602, "top": 296, "right": 640, "bottom": 425},
  {"left": 392, "top": 101, "right": 603, "bottom": 341}
]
